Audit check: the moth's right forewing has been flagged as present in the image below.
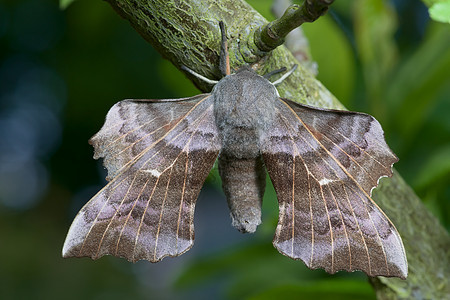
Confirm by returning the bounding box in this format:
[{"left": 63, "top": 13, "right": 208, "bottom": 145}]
[{"left": 63, "top": 94, "right": 221, "bottom": 263}]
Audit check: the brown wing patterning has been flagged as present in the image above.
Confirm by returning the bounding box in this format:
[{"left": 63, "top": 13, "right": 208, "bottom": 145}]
[
  {"left": 62, "top": 94, "right": 221, "bottom": 262},
  {"left": 261, "top": 98, "right": 407, "bottom": 278}
]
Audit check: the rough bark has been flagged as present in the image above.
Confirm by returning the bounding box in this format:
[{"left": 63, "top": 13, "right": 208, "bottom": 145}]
[{"left": 104, "top": 1, "right": 450, "bottom": 299}]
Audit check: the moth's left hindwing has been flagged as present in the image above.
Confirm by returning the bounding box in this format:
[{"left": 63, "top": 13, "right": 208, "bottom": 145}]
[
  {"left": 63, "top": 94, "right": 221, "bottom": 262},
  {"left": 261, "top": 98, "right": 407, "bottom": 278}
]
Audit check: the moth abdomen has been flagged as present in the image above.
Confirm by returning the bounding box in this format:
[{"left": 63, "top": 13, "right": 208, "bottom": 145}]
[
  {"left": 212, "top": 67, "right": 278, "bottom": 234},
  {"left": 218, "top": 153, "right": 266, "bottom": 233}
]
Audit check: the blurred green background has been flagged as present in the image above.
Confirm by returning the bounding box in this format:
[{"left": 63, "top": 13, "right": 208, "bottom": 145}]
[{"left": 0, "top": 0, "right": 448, "bottom": 299}]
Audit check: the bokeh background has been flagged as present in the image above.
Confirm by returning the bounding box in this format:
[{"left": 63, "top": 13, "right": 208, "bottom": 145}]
[{"left": 0, "top": 0, "right": 449, "bottom": 299}]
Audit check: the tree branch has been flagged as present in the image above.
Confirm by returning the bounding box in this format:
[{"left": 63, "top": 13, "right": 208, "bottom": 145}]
[
  {"left": 271, "top": 0, "right": 318, "bottom": 75},
  {"left": 104, "top": 0, "right": 450, "bottom": 298},
  {"left": 254, "top": 0, "right": 334, "bottom": 53}
]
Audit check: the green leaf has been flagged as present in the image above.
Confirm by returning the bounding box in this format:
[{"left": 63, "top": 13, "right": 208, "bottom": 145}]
[
  {"left": 246, "top": 0, "right": 274, "bottom": 21},
  {"left": 60, "top": 0, "right": 76, "bottom": 10},
  {"left": 352, "top": 0, "right": 398, "bottom": 120},
  {"left": 422, "top": 0, "right": 446, "bottom": 7},
  {"left": 386, "top": 23, "right": 450, "bottom": 147},
  {"left": 302, "top": 15, "right": 356, "bottom": 105},
  {"left": 175, "top": 239, "right": 371, "bottom": 299},
  {"left": 249, "top": 280, "right": 376, "bottom": 300},
  {"left": 159, "top": 59, "right": 200, "bottom": 98},
  {"left": 174, "top": 241, "right": 279, "bottom": 289},
  {"left": 414, "top": 144, "right": 450, "bottom": 190},
  {"left": 429, "top": 1, "right": 450, "bottom": 23}
]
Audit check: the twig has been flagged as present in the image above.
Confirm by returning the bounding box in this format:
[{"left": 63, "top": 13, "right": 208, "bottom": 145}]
[
  {"left": 271, "top": 0, "right": 318, "bottom": 75},
  {"left": 255, "top": 0, "right": 334, "bottom": 53}
]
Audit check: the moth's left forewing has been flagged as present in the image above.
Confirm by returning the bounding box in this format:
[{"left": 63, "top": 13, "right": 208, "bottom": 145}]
[
  {"left": 261, "top": 98, "right": 407, "bottom": 278},
  {"left": 89, "top": 95, "right": 212, "bottom": 180},
  {"left": 63, "top": 94, "right": 221, "bottom": 263}
]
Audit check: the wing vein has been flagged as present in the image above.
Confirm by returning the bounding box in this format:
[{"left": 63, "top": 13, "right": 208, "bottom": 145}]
[
  {"left": 291, "top": 151, "right": 296, "bottom": 256},
  {"left": 81, "top": 99, "right": 211, "bottom": 258},
  {"left": 133, "top": 176, "right": 160, "bottom": 261},
  {"left": 320, "top": 134, "right": 378, "bottom": 183},
  {"left": 349, "top": 185, "right": 390, "bottom": 275},
  {"left": 78, "top": 174, "right": 130, "bottom": 256},
  {"left": 153, "top": 165, "right": 174, "bottom": 261},
  {"left": 279, "top": 99, "right": 389, "bottom": 219},
  {"left": 133, "top": 103, "right": 214, "bottom": 261},
  {"left": 106, "top": 95, "right": 211, "bottom": 179},
  {"left": 328, "top": 185, "right": 352, "bottom": 270},
  {"left": 101, "top": 114, "right": 165, "bottom": 152},
  {"left": 176, "top": 150, "right": 190, "bottom": 253},
  {"left": 324, "top": 124, "right": 394, "bottom": 173},
  {"left": 342, "top": 183, "right": 372, "bottom": 275},
  {"left": 276, "top": 108, "right": 314, "bottom": 263},
  {"left": 319, "top": 183, "right": 334, "bottom": 273},
  {"left": 308, "top": 167, "right": 314, "bottom": 266},
  {"left": 95, "top": 174, "right": 139, "bottom": 257},
  {"left": 115, "top": 176, "right": 152, "bottom": 255}
]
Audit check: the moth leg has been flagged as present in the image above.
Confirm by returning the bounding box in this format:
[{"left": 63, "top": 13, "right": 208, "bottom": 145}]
[
  {"left": 219, "top": 21, "right": 231, "bottom": 76},
  {"left": 180, "top": 65, "right": 218, "bottom": 85},
  {"left": 263, "top": 67, "right": 287, "bottom": 79},
  {"left": 272, "top": 64, "right": 298, "bottom": 85}
]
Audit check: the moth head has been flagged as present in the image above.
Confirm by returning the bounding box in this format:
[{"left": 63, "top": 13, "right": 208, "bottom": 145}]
[{"left": 181, "top": 20, "right": 298, "bottom": 94}]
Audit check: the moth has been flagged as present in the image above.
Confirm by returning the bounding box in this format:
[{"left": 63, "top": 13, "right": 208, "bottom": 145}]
[{"left": 63, "top": 22, "right": 407, "bottom": 279}]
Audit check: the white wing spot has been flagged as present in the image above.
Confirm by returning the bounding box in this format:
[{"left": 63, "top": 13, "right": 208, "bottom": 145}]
[
  {"left": 319, "top": 178, "right": 334, "bottom": 186},
  {"left": 142, "top": 169, "right": 161, "bottom": 178}
]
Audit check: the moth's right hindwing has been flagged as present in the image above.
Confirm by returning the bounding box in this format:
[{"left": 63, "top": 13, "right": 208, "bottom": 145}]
[
  {"left": 62, "top": 94, "right": 221, "bottom": 263},
  {"left": 261, "top": 98, "right": 407, "bottom": 278}
]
